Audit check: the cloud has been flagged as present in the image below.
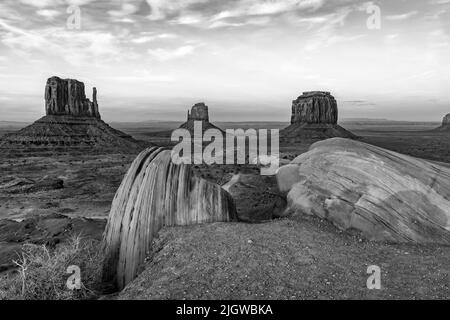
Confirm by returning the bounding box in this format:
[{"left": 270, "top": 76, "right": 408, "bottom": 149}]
[
  {"left": 131, "top": 33, "right": 178, "bottom": 44},
  {"left": 385, "top": 11, "right": 419, "bottom": 21},
  {"left": 36, "top": 9, "right": 62, "bottom": 19},
  {"left": 147, "top": 45, "right": 196, "bottom": 61},
  {"left": 18, "top": 0, "right": 62, "bottom": 8}
]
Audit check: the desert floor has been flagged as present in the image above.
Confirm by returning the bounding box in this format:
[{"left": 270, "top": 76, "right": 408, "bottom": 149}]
[{"left": 0, "top": 120, "right": 449, "bottom": 299}]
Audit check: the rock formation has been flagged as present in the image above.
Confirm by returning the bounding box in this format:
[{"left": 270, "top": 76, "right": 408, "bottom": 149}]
[
  {"left": 179, "top": 102, "right": 223, "bottom": 133},
  {"left": 45, "top": 76, "right": 100, "bottom": 119},
  {"left": 223, "top": 174, "right": 287, "bottom": 223},
  {"left": 277, "top": 138, "right": 450, "bottom": 244},
  {"left": 433, "top": 113, "right": 450, "bottom": 131},
  {"left": 0, "top": 76, "right": 146, "bottom": 155},
  {"left": 281, "top": 92, "right": 356, "bottom": 141},
  {"left": 101, "top": 147, "right": 236, "bottom": 290}
]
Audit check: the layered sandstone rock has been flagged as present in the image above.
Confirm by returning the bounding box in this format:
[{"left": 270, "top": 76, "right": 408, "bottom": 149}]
[
  {"left": 0, "top": 77, "right": 146, "bottom": 155},
  {"left": 282, "top": 92, "right": 356, "bottom": 141},
  {"left": 277, "top": 138, "right": 450, "bottom": 244},
  {"left": 179, "top": 102, "right": 223, "bottom": 133},
  {"left": 45, "top": 76, "right": 100, "bottom": 119},
  {"left": 101, "top": 147, "right": 236, "bottom": 289},
  {"left": 290, "top": 91, "right": 338, "bottom": 124}
]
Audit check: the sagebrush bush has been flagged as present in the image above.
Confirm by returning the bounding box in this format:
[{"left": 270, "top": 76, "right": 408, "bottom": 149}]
[{"left": 0, "top": 236, "right": 103, "bottom": 300}]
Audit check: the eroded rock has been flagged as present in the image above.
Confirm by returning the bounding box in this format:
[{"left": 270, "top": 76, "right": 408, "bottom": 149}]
[
  {"left": 224, "top": 174, "right": 287, "bottom": 223},
  {"left": 0, "top": 77, "right": 147, "bottom": 155},
  {"left": 45, "top": 76, "right": 100, "bottom": 119},
  {"left": 179, "top": 102, "right": 223, "bottom": 133},
  {"left": 101, "top": 147, "right": 236, "bottom": 290},
  {"left": 281, "top": 92, "right": 356, "bottom": 141},
  {"left": 277, "top": 138, "right": 450, "bottom": 244}
]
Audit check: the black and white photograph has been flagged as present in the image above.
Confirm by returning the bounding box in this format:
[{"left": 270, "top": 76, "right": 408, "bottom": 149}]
[{"left": 0, "top": 0, "right": 449, "bottom": 308}]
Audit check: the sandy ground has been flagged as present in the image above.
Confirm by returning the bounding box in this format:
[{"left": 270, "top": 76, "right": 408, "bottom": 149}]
[
  {"left": 0, "top": 154, "right": 135, "bottom": 220},
  {"left": 119, "top": 216, "right": 450, "bottom": 300}
]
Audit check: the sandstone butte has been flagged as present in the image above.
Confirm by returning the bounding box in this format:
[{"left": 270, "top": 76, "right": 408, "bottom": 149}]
[
  {"left": 277, "top": 138, "right": 450, "bottom": 244},
  {"left": 281, "top": 91, "right": 357, "bottom": 141},
  {"left": 0, "top": 76, "right": 145, "bottom": 155},
  {"left": 179, "top": 102, "right": 223, "bottom": 134},
  {"left": 101, "top": 147, "right": 237, "bottom": 290}
]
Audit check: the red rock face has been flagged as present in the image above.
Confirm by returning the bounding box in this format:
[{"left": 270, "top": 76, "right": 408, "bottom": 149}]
[
  {"left": 291, "top": 91, "right": 338, "bottom": 125},
  {"left": 45, "top": 76, "right": 100, "bottom": 119}
]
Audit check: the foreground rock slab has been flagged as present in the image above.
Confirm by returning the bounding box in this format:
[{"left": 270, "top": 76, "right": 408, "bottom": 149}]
[
  {"left": 101, "top": 147, "right": 236, "bottom": 290},
  {"left": 277, "top": 138, "right": 450, "bottom": 244}
]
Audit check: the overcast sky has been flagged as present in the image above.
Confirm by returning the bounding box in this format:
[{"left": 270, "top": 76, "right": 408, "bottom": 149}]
[{"left": 0, "top": 0, "right": 449, "bottom": 122}]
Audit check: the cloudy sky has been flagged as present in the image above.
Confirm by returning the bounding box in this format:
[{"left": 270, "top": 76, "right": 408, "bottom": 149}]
[{"left": 0, "top": 0, "right": 449, "bottom": 122}]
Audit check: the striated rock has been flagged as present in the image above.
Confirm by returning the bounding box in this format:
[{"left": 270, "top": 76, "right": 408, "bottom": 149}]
[
  {"left": 179, "top": 102, "right": 223, "bottom": 133},
  {"left": 45, "top": 76, "right": 100, "bottom": 119},
  {"left": 101, "top": 147, "right": 236, "bottom": 290},
  {"left": 281, "top": 92, "right": 356, "bottom": 141},
  {"left": 0, "top": 76, "right": 146, "bottom": 155},
  {"left": 277, "top": 138, "right": 450, "bottom": 244}
]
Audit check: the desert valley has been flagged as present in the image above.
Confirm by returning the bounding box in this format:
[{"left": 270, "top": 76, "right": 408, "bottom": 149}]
[{"left": 0, "top": 77, "right": 449, "bottom": 300}]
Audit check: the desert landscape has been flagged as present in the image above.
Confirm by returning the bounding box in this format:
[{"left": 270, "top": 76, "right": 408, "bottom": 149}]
[
  {"left": 0, "top": 0, "right": 449, "bottom": 304},
  {"left": 0, "top": 77, "right": 449, "bottom": 300}
]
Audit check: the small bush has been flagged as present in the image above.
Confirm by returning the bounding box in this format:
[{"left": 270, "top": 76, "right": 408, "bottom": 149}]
[{"left": 0, "top": 236, "right": 103, "bottom": 300}]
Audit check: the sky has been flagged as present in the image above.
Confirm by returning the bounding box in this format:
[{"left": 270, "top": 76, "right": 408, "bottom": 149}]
[{"left": 0, "top": 0, "right": 449, "bottom": 122}]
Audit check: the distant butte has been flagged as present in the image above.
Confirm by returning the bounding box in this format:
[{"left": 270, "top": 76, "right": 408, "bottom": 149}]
[
  {"left": 433, "top": 113, "right": 450, "bottom": 131},
  {"left": 179, "top": 102, "right": 223, "bottom": 133},
  {"left": 0, "top": 76, "right": 147, "bottom": 156},
  {"left": 281, "top": 91, "right": 357, "bottom": 141}
]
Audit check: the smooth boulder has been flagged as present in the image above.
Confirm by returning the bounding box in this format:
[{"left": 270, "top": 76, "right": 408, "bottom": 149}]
[{"left": 277, "top": 138, "right": 450, "bottom": 244}]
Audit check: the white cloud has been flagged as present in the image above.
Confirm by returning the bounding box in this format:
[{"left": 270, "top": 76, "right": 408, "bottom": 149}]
[
  {"left": 131, "top": 33, "right": 177, "bottom": 44},
  {"left": 385, "top": 11, "right": 419, "bottom": 21},
  {"left": 18, "top": 0, "right": 62, "bottom": 8},
  {"left": 36, "top": 9, "right": 62, "bottom": 19},
  {"left": 147, "top": 45, "right": 196, "bottom": 61}
]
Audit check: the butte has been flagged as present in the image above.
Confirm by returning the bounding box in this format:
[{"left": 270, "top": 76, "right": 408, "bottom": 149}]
[
  {"left": 281, "top": 91, "right": 357, "bottom": 142},
  {"left": 179, "top": 102, "right": 223, "bottom": 134},
  {"left": 432, "top": 113, "right": 450, "bottom": 132},
  {"left": 0, "top": 76, "right": 146, "bottom": 155}
]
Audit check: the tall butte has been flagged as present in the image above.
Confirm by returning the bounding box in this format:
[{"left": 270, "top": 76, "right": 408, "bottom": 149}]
[
  {"left": 281, "top": 91, "right": 356, "bottom": 141},
  {"left": 179, "top": 102, "right": 223, "bottom": 133},
  {"left": 0, "top": 76, "right": 146, "bottom": 155}
]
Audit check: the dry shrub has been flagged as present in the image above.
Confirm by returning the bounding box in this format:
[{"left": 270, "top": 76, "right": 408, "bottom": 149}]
[{"left": 0, "top": 236, "right": 103, "bottom": 300}]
